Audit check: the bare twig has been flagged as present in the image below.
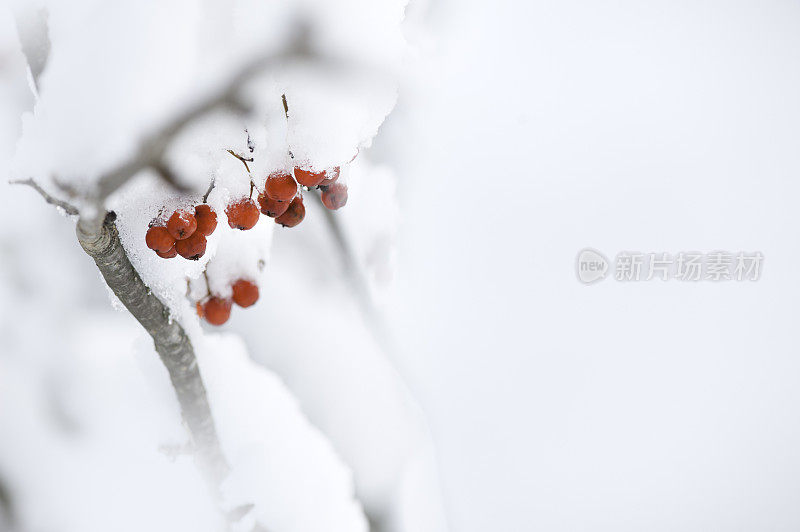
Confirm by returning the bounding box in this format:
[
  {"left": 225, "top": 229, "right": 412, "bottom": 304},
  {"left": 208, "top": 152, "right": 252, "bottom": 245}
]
[
  {"left": 76, "top": 212, "right": 229, "bottom": 488},
  {"left": 11, "top": 178, "right": 79, "bottom": 215},
  {"left": 281, "top": 94, "right": 294, "bottom": 160},
  {"left": 246, "top": 129, "right": 255, "bottom": 153},
  {"left": 202, "top": 177, "right": 216, "bottom": 203},
  {"left": 227, "top": 149, "right": 253, "bottom": 173}
]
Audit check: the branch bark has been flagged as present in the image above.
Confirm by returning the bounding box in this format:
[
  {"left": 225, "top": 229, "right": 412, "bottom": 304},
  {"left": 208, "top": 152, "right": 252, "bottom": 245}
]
[
  {"left": 76, "top": 212, "right": 229, "bottom": 488},
  {"left": 11, "top": 178, "right": 79, "bottom": 215}
]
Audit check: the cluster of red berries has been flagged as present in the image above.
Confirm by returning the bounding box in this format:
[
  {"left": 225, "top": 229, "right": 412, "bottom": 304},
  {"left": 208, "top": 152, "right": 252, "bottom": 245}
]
[
  {"left": 224, "top": 166, "right": 348, "bottom": 232},
  {"left": 196, "top": 279, "right": 259, "bottom": 325},
  {"left": 144, "top": 158, "right": 349, "bottom": 327},
  {"left": 146, "top": 204, "right": 218, "bottom": 260}
]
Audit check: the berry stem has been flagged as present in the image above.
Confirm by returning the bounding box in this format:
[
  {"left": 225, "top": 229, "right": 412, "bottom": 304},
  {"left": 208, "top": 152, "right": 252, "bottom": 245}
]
[
  {"left": 281, "top": 93, "right": 295, "bottom": 161},
  {"left": 203, "top": 270, "right": 212, "bottom": 297},
  {"left": 226, "top": 149, "right": 253, "bottom": 173},
  {"left": 202, "top": 177, "right": 216, "bottom": 203}
]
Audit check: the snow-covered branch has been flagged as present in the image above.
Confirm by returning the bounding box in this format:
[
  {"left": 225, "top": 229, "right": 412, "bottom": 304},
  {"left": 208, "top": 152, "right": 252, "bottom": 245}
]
[
  {"left": 8, "top": 1, "right": 414, "bottom": 528},
  {"left": 76, "top": 212, "right": 229, "bottom": 487},
  {"left": 91, "top": 29, "right": 314, "bottom": 206}
]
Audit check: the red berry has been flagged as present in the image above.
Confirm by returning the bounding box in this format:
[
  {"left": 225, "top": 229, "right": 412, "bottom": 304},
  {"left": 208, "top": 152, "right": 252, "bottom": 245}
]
[
  {"left": 232, "top": 279, "right": 259, "bottom": 308},
  {"left": 318, "top": 167, "right": 340, "bottom": 187},
  {"left": 321, "top": 183, "right": 348, "bottom": 210},
  {"left": 226, "top": 198, "right": 260, "bottom": 230},
  {"left": 275, "top": 196, "right": 305, "bottom": 228},
  {"left": 167, "top": 210, "right": 197, "bottom": 240},
  {"left": 156, "top": 244, "right": 178, "bottom": 259},
  {"left": 257, "top": 192, "right": 290, "bottom": 218},
  {"left": 201, "top": 296, "right": 232, "bottom": 326},
  {"left": 145, "top": 226, "right": 176, "bottom": 253},
  {"left": 265, "top": 171, "right": 297, "bottom": 201},
  {"left": 175, "top": 231, "right": 207, "bottom": 260},
  {"left": 194, "top": 204, "right": 217, "bottom": 235},
  {"left": 294, "top": 167, "right": 326, "bottom": 188}
]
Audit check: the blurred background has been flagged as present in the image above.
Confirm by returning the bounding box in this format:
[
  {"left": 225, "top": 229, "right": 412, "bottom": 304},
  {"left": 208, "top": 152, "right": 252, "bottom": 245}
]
[{"left": 3, "top": 0, "right": 800, "bottom": 531}]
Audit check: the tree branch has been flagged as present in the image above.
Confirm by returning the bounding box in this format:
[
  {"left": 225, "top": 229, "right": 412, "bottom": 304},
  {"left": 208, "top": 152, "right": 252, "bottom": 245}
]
[
  {"left": 10, "top": 178, "right": 79, "bottom": 215},
  {"left": 76, "top": 212, "right": 229, "bottom": 488},
  {"left": 13, "top": 25, "right": 383, "bottom": 528},
  {"left": 93, "top": 32, "right": 314, "bottom": 204}
]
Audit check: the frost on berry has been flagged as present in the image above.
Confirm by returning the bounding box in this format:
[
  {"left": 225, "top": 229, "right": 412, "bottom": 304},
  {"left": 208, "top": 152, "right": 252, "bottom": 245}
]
[
  {"left": 145, "top": 226, "right": 176, "bottom": 253},
  {"left": 265, "top": 171, "right": 297, "bottom": 202},
  {"left": 194, "top": 204, "right": 217, "bottom": 235},
  {"left": 226, "top": 198, "right": 260, "bottom": 230},
  {"left": 318, "top": 166, "right": 340, "bottom": 187},
  {"left": 294, "top": 167, "right": 326, "bottom": 188},
  {"left": 275, "top": 196, "right": 305, "bottom": 228},
  {"left": 175, "top": 231, "right": 207, "bottom": 260},
  {"left": 201, "top": 296, "right": 232, "bottom": 326},
  {"left": 257, "top": 192, "right": 290, "bottom": 218},
  {"left": 321, "top": 183, "right": 348, "bottom": 210},
  {"left": 232, "top": 279, "right": 259, "bottom": 308},
  {"left": 166, "top": 210, "right": 198, "bottom": 240}
]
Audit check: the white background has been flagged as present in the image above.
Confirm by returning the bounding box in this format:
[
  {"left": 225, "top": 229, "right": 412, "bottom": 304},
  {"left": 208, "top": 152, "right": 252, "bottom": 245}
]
[{"left": 384, "top": 0, "right": 800, "bottom": 530}]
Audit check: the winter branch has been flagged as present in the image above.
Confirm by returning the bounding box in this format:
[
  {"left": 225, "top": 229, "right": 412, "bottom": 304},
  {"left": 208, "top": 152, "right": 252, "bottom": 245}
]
[
  {"left": 76, "top": 212, "right": 229, "bottom": 488},
  {"left": 10, "top": 178, "right": 79, "bottom": 215},
  {"left": 92, "top": 30, "right": 314, "bottom": 205},
  {"left": 15, "top": 23, "right": 383, "bottom": 529}
]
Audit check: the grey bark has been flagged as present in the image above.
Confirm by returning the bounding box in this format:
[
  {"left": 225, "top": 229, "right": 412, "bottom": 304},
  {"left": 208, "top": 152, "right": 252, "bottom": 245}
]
[{"left": 76, "top": 212, "right": 229, "bottom": 488}]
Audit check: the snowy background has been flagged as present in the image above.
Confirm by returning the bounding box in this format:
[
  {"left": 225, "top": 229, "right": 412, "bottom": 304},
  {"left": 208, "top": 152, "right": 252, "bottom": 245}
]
[{"left": 3, "top": 0, "right": 800, "bottom": 531}]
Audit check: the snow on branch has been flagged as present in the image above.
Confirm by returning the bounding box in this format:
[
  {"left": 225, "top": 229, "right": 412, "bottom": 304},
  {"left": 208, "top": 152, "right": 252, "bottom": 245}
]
[
  {"left": 16, "top": 15, "right": 389, "bottom": 528},
  {"left": 76, "top": 212, "right": 229, "bottom": 487},
  {"left": 92, "top": 29, "right": 314, "bottom": 204}
]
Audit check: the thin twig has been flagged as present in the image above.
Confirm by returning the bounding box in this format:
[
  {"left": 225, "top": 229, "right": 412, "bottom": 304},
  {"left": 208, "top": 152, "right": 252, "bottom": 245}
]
[
  {"left": 226, "top": 149, "right": 253, "bottom": 173},
  {"left": 246, "top": 129, "right": 255, "bottom": 153},
  {"left": 202, "top": 177, "right": 216, "bottom": 203},
  {"left": 281, "top": 94, "right": 294, "bottom": 160},
  {"left": 10, "top": 178, "right": 79, "bottom": 215}
]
